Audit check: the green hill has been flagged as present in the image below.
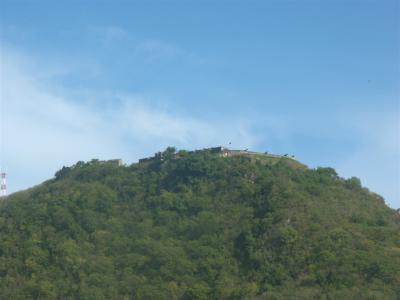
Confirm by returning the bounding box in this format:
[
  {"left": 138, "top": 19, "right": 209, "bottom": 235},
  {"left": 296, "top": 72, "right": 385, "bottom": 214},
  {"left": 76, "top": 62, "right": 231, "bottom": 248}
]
[{"left": 1, "top": 148, "right": 399, "bottom": 299}]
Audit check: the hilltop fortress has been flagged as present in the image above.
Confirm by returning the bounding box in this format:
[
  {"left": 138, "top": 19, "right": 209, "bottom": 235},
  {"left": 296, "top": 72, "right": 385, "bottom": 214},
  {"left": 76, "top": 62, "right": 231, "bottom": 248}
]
[{"left": 138, "top": 146, "right": 296, "bottom": 164}]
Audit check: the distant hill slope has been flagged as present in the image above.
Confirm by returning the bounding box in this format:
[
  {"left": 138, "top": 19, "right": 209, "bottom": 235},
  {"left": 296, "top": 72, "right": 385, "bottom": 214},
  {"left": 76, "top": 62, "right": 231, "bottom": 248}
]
[{"left": 1, "top": 148, "right": 399, "bottom": 299}]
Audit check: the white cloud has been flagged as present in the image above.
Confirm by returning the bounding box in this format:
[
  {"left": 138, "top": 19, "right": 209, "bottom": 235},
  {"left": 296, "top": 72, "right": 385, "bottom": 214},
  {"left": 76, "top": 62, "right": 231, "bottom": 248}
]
[
  {"left": 335, "top": 108, "right": 400, "bottom": 207},
  {"left": 89, "top": 25, "right": 204, "bottom": 64},
  {"left": 0, "top": 46, "right": 259, "bottom": 193},
  {"left": 290, "top": 105, "right": 400, "bottom": 208},
  {"left": 0, "top": 44, "right": 398, "bottom": 209}
]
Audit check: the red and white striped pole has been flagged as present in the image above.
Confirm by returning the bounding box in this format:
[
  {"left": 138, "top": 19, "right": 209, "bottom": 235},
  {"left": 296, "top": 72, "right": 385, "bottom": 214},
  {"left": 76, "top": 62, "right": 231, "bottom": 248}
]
[{"left": 0, "top": 171, "right": 6, "bottom": 197}]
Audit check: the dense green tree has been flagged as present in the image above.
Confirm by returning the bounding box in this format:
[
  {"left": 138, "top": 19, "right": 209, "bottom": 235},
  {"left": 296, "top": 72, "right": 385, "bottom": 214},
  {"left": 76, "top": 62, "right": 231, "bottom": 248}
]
[{"left": 0, "top": 149, "right": 399, "bottom": 299}]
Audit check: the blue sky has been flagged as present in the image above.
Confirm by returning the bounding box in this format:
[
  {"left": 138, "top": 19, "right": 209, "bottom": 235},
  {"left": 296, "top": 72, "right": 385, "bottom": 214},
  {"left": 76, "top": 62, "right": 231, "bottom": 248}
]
[{"left": 0, "top": 0, "right": 399, "bottom": 208}]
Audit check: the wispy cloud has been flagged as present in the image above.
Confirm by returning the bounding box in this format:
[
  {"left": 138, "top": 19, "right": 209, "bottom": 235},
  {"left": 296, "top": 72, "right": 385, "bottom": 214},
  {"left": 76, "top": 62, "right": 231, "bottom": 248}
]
[
  {"left": 90, "top": 25, "right": 129, "bottom": 41},
  {"left": 101, "top": 25, "right": 129, "bottom": 40},
  {"left": 0, "top": 45, "right": 259, "bottom": 193},
  {"left": 289, "top": 104, "right": 399, "bottom": 207},
  {"left": 136, "top": 39, "right": 184, "bottom": 61},
  {"left": 89, "top": 25, "right": 204, "bottom": 64},
  {"left": 0, "top": 44, "right": 398, "bottom": 208},
  {"left": 335, "top": 107, "right": 400, "bottom": 205}
]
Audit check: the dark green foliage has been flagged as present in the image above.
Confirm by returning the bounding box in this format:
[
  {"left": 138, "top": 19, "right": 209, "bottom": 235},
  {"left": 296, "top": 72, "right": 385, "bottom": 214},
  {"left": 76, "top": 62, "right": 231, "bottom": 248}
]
[{"left": 0, "top": 150, "right": 399, "bottom": 299}]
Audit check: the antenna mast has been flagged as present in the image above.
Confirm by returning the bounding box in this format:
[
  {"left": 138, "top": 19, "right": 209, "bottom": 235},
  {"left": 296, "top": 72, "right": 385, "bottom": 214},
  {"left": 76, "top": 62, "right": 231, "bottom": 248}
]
[{"left": 0, "top": 171, "right": 6, "bottom": 197}]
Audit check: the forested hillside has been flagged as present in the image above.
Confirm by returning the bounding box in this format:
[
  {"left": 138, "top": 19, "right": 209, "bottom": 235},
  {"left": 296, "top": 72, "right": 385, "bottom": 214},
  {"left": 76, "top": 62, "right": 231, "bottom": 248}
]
[{"left": 1, "top": 148, "right": 399, "bottom": 299}]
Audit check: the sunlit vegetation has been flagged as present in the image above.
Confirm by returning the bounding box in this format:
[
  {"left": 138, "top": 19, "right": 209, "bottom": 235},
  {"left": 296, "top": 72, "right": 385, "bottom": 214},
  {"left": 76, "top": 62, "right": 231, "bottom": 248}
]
[{"left": 1, "top": 148, "right": 399, "bottom": 299}]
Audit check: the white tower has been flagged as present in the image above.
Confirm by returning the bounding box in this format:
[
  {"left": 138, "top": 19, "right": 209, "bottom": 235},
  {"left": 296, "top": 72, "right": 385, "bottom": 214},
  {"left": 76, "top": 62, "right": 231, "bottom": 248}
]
[{"left": 0, "top": 171, "right": 6, "bottom": 197}]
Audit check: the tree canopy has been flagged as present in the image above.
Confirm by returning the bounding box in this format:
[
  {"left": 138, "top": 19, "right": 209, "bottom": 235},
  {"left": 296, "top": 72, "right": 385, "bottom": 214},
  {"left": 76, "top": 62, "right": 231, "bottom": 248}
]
[{"left": 0, "top": 149, "right": 399, "bottom": 299}]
